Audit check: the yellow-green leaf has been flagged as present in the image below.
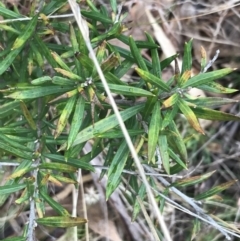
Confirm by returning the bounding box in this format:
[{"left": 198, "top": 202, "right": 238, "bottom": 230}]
[
  {"left": 20, "top": 101, "right": 36, "bottom": 130},
  {"left": 191, "top": 106, "right": 240, "bottom": 121},
  {"left": 39, "top": 163, "right": 77, "bottom": 173},
  {"left": 54, "top": 95, "right": 77, "bottom": 138},
  {"left": 158, "top": 135, "right": 170, "bottom": 174},
  {"left": 172, "top": 171, "right": 215, "bottom": 187},
  {"left": 11, "top": 14, "right": 39, "bottom": 50},
  {"left": 67, "top": 95, "right": 85, "bottom": 149},
  {"left": 135, "top": 68, "right": 170, "bottom": 92},
  {"left": 36, "top": 216, "right": 87, "bottom": 227},
  {"left": 39, "top": 190, "right": 70, "bottom": 216},
  {"left": 148, "top": 101, "right": 161, "bottom": 162},
  {"left": 162, "top": 93, "right": 179, "bottom": 109},
  {"left": 195, "top": 180, "right": 238, "bottom": 200},
  {"left": 72, "top": 104, "right": 144, "bottom": 146},
  {"left": 7, "top": 86, "right": 74, "bottom": 99},
  {"left": 0, "top": 184, "right": 26, "bottom": 195},
  {"left": 182, "top": 68, "right": 234, "bottom": 88},
  {"left": 177, "top": 99, "right": 205, "bottom": 134}
]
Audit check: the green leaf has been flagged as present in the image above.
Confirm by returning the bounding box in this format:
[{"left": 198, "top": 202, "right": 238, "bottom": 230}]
[
  {"left": 72, "top": 104, "right": 144, "bottom": 146},
  {"left": 168, "top": 148, "right": 187, "bottom": 169},
  {"left": 12, "top": 14, "right": 39, "bottom": 50},
  {"left": 39, "top": 189, "right": 70, "bottom": 216},
  {"left": 118, "top": 35, "right": 159, "bottom": 49},
  {"left": 36, "top": 216, "right": 87, "bottom": 227},
  {"left": 96, "top": 129, "right": 143, "bottom": 138},
  {"left": 108, "top": 44, "right": 152, "bottom": 69},
  {"left": 34, "top": 35, "right": 58, "bottom": 68},
  {"left": 132, "top": 184, "right": 146, "bottom": 221},
  {"left": 135, "top": 68, "right": 170, "bottom": 92},
  {"left": 195, "top": 180, "right": 237, "bottom": 200},
  {"left": 0, "top": 48, "right": 22, "bottom": 75},
  {"left": 51, "top": 174, "right": 77, "bottom": 184},
  {"left": 31, "top": 76, "right": 52, "bottom": 85},
  {"left": 0, "top": 140, "right": 32, "bottom": 159},
  {"left": 0, "top": 100, "right": 21, "bottom": 118},
  {"left": 95, "top": 83, "right": 155, "bottom": 97},
  {"left": 69, "top": 22, "right": 79, "bottom": 53},
  {"left": 172, "top": 171, "right": 215, "bottom": 188},
  {"left": 148, "top": 101, "right": 161, "bottom": 162},
  {"left": 67, "top": 95, "right": 85, "bottom": 149},
  {"left": 186, "top": 96, "right": 239, "bottom": 108},
  {"left": 51, "top": 51, "right": 72, "bottom": 72},
  {"left": 7, "top": 161, "right": 32, "bottom": 180},
  {"left": 0, "top": 160, "right": 30, "bottom": 206},
  {"left": 7, "top": 86, "right": 74, "bottom": 99},
  {"left": 199, "top": 82, "right": 238, "bottom": 94},
  {"left": 20, "top": 101, "right": 36, "bottom": 130},
  {"left": 191, "top": 106, "right": 240, "bottom": 121},
  {"left": 145, "top": 32, "right": 161, "bottom": 77},
  {"left": 0, "top": 237, "right": 26, "bottom": 241},
  {"left": 182, "top": 68, "right": 234, "bottom": 88},
  {"left": 161, "top": 105, "right": 179, "bottom": 129},
  {"left": 181, "top": 39, "right": 192, "bottom": 73},
  {"left": 177, "top": 99, "right": 205, "bottom": 134},
  {"left": 105, "top": 72, "right": 128, "bottom": 85},
  {"left": 167, "top": 121, "right": 188, "bottom": 162},
  {"left": 158, "top": 135, "right": 170, "bottom": 174},
  {"left": 43, "top": 153, "right": 95, "bottom": 172},
  {"left": 106, "top": 141, "right": 129, "bottom": 199},
  {"left": 129, "top": 36, "right": 148, "bottom": 71},
  {"left": 0, "top": 6, "right": 23, "bottom": 18},
  {"left": 39, "top": 163, "right": 77, "bottom": 173},
  {"left": 52, "top": 76, "right": 77, "bottom": 86},
  {"left": 91, "top": 22, "right": 122, "bottom": 43},
  {"left": 81, "top": 9, "right": 112, "bottom": 24},
  {"left": 55, "top": 95, "right": 77, "bottom": 138},
  {"left": 110, "top": 0, "right": 117, "bottom": 13},
  {"left": 0, "top": 133, "right": 32, "bottom": 152},
  {"left": 0, "top": 183, "right": 26, "bottom": 195}
]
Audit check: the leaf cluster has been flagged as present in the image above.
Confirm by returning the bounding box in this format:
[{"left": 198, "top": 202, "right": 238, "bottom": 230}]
[{"left": 0, "top": 0, "right": 239, "bottom": 240}]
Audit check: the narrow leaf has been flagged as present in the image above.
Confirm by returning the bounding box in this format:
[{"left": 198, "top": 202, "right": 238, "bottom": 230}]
[
  {"left": 195, "top": 180, "right": 237, "bottom": 200},
  {"left": 172, "top": 171, "right": 215, "bottom": 187},
  {"left": 135, "top": 68, "right": 170, "bottom": 92},
  {"left": 12, "top": 14, "right": 39, "bottom": 50},
  {"left": 20, "top": 101, "right": 36, "bottom": 130},
  {"left": 7, "top": 86, "right": 73, "bottom": 99},
  {"left": 0, "top": 140, "right": 32, "bottom": 159},
  {"left": 192, "top": 106, "right": 240, "bottom": 121},
  {"left": 36, "top": 216, "right": 87, "bottom": 227},
  {"left": 181, "top": 39, "right": 193, "bottom": 73},
  {"left": 148, "top": 101, "right": 161, "bottom": 162},
  {"left": 177, "top": 99, "right": 205, "bottom": 134},
  {"left": 55, "top": 95, "right": 77, "bottom": 138},
  {"left": 106, "top": 141, "right": 129, "bottom": 199},
  {"left": 0, "top": 184, "right": 26, "bottom": 195},
  {"left": 95, "top": 83, "right": 155, "bottom": 97},
  {"left": 72, "top": 104, "right": 144, "bottom": 146},
  {"left": 129, "top": 36, "right": 148, "bottom": 71},
  {"left": 182, "top": 68, "right": 234, "bottom": 88},
  {"left": 158, "top": 135, "right": 170, "bottom": 174},
  {"left": 67, "top": 95, "right": 85, "bottom": 149},
  {"left": 39, "top": 190, "right": 70, "bottom": 216},
  {"left": 39, "top": 163, "right": 77, "bottom": 173}
]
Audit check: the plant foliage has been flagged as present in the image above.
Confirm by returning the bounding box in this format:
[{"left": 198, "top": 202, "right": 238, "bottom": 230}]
[{"left": 0, "top": 0, "right": 239, "bottom": 240}]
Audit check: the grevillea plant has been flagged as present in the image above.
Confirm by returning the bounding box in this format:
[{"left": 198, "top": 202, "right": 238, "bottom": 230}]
[{"left": 0, "top": 0, "right": 239, "bottom": 240}]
